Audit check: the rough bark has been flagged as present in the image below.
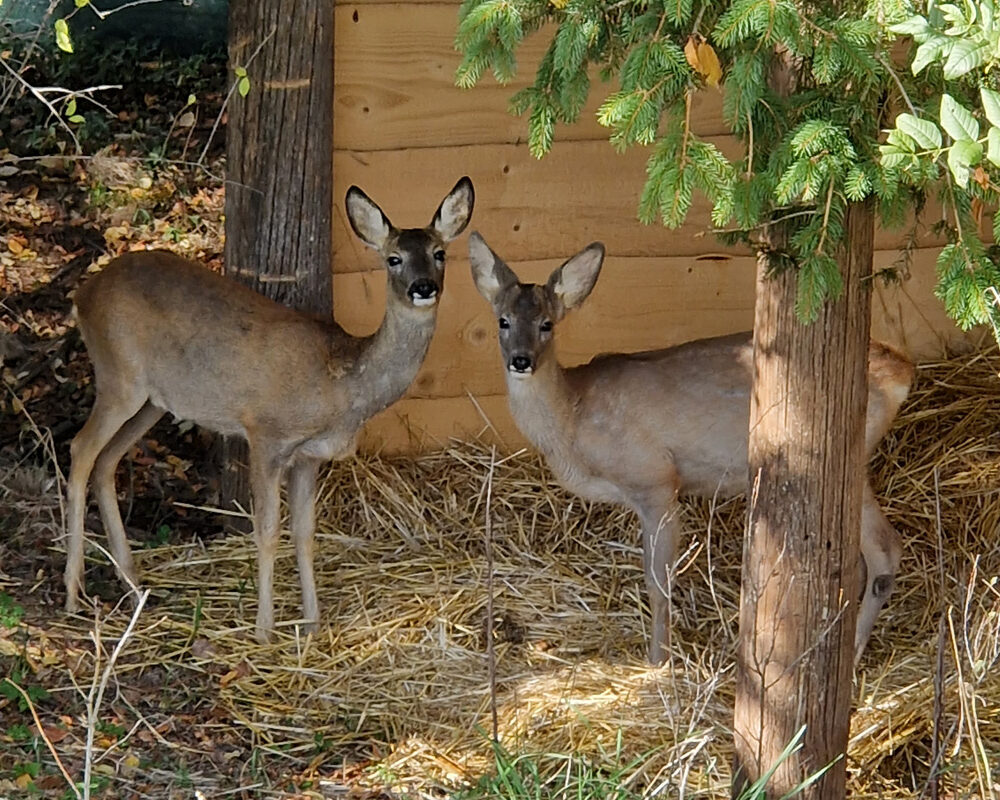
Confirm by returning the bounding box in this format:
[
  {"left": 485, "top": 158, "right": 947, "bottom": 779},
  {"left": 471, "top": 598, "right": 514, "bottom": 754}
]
[
  {"left": 220, "top": 0, "right": 334, "bottom": 528},
  {"left": 731, "top": 198, "right": 874, "bottom": 798}
]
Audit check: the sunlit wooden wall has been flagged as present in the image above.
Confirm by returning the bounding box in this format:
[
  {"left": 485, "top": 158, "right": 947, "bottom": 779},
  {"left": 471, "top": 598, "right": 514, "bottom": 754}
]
[{"left": 332, "top": 1, "right": 981, "bottom": 454}]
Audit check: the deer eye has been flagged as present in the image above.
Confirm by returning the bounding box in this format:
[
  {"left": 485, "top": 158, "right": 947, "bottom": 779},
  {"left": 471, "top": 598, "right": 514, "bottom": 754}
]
[
  {"left": 387, "top": 255, "right": 402, "bottom": 268},
  {"left": 540, "top": 320, "right": 553, "bottom": 333},
  {"left": 499, "top": 317, "right": 510, "bottom": 330},
  {"left": 433, "top": 250, "right": 446, "bottom": 263}
]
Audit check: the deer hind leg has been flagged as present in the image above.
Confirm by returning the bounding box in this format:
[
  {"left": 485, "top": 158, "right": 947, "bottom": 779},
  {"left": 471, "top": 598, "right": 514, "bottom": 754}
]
[
  {"left": 856, "top": 480, "right": 903, "bottom": 664},
  {"left": 65, "top": 392, "right": 148, "bottom": 612},
  {"left": 90, "top": 400, "right": 165, "bottom": 602},
  {"left": 287, "top": 457, "right": 320, "bottom": 634},
  {"left": 637, "top": 484, "right": 681, "bottom": 666},
  {"left": 248, "top": 443, "right": 283, "bottom": 643}
]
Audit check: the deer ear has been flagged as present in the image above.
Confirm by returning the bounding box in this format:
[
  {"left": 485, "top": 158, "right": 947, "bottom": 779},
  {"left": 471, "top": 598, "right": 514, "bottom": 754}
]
[
  {"left": 547, "top": 243, "right": 605, "bottom": 316},
  {"left": 432, "top": 176, "right": 475, "bottom": 242},
  {"left": 468, "top": 232, "right": 518, "bottom": 306},
  {"left": 346, "top": 186, "right": 392, "bottom": 250}
]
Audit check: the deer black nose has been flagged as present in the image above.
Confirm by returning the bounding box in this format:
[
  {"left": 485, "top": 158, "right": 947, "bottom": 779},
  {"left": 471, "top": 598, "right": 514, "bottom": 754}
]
[
  {"left": 408, "top": 279, "right": 438, "bottom": 301},
  {"left": 511, "top": 355, "right": 533, "bottom": 372}
]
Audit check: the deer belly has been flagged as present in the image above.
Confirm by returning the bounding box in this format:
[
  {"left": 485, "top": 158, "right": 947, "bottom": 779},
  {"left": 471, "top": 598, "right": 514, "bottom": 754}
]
[
  {"left": 147, "top": 389, "right": 247, "bottom": 438},
  {"left": 551, "top": 458, "right": 630, "bottom": 506},
  {"left": 293, "top": 432, "right": 358, "bottom": 462}
]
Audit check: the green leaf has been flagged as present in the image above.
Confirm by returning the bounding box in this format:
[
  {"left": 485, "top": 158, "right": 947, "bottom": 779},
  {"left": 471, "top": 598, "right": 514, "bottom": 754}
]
[
  {"left": 943, "top": 39, "right": 989, "bottom": 79},
  {"left": 54, "top": 18, "right": 72, "bottom": 53},
  {"left": 186, "top": 93, "right": 197, "bottom": 107},
  {"left": 74, "top": 0, "right": 89, "bottom": 6},
  {"left": 238, "top": 76, "right": 251, "bottom": 97},
  {"left": 66, "top": 97, "right": 77, "bottom": 117},
  {"left": 895, "top": 114, "right": 942, "bottom": 150},
  {"left": 947, "top": 140, "right": 979, "bottom": 186},
  {"left": 954, "top": 137, "right": 983, "bottom": 165},
  {"left": 889, "top": 15, "right": 930, "bottom": 36},
  {"left": 878, "top": 145, "right": 911, "bottom": 169},
  {"left": 234, "top": 65, "right": 247, "bottom": 78},
  {"left": 911, "top": 36, "right": 947, "bottom": 73},
  {"left": 987, "top": 127, "right": 1000, "bottom": 166},
  {"left": 886, "top": 128, "right": 917, "bottom": 152},
  {"left": 939, "top": 2, "right": 969, "bottom": 26},
  {"left": 940, "top": 94, "right": 979, "bottom": 142},
  {"left": 69, "top": 114, "right": 85, "bottom": 123},
  {"left": 982, "top": 87, "right": 1000, "bottom": 128}
]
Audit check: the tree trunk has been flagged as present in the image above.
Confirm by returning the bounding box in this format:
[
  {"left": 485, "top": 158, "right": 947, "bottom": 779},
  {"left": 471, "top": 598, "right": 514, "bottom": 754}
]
[
  {"left": 731, "top": 197, "right": 874, "bottom": 798},
  {"left": 221, "top": 0, "right": 334, "bottom": 529}
]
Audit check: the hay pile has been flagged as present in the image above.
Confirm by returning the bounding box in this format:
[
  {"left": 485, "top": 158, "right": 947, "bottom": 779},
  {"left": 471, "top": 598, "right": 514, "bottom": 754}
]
[{"left": 47, "top": 350, "right": 1000, "bottom": 797}]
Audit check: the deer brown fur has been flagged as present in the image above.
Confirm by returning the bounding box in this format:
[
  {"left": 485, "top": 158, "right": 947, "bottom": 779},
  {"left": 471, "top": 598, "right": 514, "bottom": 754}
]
[
  {"left": 469, "top": 232, "right": 913, "bottom": 665},
  {"left": 64, "top": 178, "right": 474, "bottom": 641}
]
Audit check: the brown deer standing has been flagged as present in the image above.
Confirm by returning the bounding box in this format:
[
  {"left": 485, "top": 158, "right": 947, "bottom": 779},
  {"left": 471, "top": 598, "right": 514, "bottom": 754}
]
[
  {"left": 65, "top": 177, "right": 474, "bottom": 642},
  {"left": 469, "top": 232, "right": 913, "bottom": 665}
]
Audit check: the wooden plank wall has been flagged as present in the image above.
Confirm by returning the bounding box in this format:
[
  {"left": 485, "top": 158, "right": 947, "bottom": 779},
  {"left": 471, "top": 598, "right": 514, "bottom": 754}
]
[{"left": 333, "top": 1, "right": 983, "bottom": 454}]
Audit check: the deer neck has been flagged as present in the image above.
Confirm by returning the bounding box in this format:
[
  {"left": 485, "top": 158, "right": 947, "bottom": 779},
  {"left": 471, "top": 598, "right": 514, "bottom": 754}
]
[
  {"left": 506, "top": 355, "right": 577, "bottom": 459},
  {"left": 347, "top": 294, "right": 437, "bottom": 421}
]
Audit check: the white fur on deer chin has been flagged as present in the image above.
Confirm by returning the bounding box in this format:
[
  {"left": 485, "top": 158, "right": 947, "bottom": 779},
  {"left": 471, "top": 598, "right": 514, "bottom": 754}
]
[{"left": 411, "top": 295, "right": 438, "bottom": 307}]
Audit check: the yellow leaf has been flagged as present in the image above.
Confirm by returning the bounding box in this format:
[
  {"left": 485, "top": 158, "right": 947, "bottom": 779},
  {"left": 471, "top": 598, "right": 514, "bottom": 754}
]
[
  {"left": 697, "top": 41, "right": 723, "bottom": 87},
  {"left": 220, "top": 668, "right": 240, "bottom": 688},
  {"left": 54, "top": 18, "right": 73, "bottom": 53},
  {"left": 104, "top": 225, "right": 129, "bottom": 244},
  {"left": 684, "top": 36, "right": 700, "bottom": 73},
  {"left": 7, "top": 238, "right": 23, "bottom": 255},
  {"left": 550, "top": 0, "right": 569, "bottom": 7},
  {"left": 15, "top": 773, "right": 33, "bottom": 790}
]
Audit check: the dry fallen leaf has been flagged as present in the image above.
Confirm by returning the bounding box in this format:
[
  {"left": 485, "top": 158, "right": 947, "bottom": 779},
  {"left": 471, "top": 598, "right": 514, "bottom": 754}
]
[
  {"left": 972, "top": 196, "right": 985, "bottom": 233},
  {"left": 219, "top": 659, "right": 252, "bottom": 689},
  {"left": 973, "top": 165, "right": 990, "bottom": 189},
  {"left": 34, "top": 724, "right": 69, "bottom": 744},
  {"left": 104, "top": 225, "right": 130, "bottom": 244},
  {"left": 684, "top": 36, "right": 699, "bottom": 72},
  {"left": 697, "top": 40, "right": 723, "bottom": 87},
  {"left": 685, "top": 35, "right": 723, "bottom": 88}
]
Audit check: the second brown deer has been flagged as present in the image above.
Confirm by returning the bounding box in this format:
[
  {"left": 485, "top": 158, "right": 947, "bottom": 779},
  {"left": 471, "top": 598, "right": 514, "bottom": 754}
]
[
  {"left": 65, "top": 177, "right": 474, "bottom": 642},
  {"left": 469, "top": 232, "right": 913, "bottom": 666}
]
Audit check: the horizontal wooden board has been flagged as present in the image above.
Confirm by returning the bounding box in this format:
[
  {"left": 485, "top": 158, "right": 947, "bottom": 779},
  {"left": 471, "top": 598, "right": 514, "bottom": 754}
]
[
  {"left": 358, "top": 394, "right": 516, "bottom": 455},
  {"left": 332, "top": 141, "right": 947, "bottom": 271},
  {"left": 337, "top": 0, "right": 466, "bottom": 6},
  {"left": 333, "top": 3, "right": 729, "bottom": 151}
]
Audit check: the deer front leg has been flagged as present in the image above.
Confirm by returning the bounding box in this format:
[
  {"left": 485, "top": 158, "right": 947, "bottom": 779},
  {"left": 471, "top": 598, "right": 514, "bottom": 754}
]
[
  {"left": 856, "top": 481, "right": 902, "bottom": 663},
  {"left": 249, "top": 445, "right": 282, "bottom": 643},
  {"left": 287, "top": 457, "right": 321, "bottom": 634},
  {"left": 638, "top": 490, "right": 681, "bottom": 666}
]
